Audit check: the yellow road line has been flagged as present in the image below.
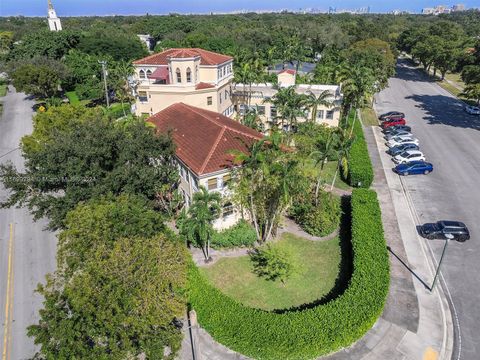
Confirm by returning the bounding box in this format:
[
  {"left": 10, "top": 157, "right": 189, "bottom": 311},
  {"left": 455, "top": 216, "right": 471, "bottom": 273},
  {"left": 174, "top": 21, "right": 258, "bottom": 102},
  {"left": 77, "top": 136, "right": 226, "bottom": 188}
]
[{"left": 2, "top": 223, "right": 14, "bottom": 360}]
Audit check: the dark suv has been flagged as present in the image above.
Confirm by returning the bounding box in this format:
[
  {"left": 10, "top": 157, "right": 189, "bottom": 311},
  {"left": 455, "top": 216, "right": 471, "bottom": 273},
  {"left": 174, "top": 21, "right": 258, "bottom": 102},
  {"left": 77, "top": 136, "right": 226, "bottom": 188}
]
[
  {"left": 379, "top": 111, "right": 405, "bottom": 121},
  {"left": 419, "top": 221, "right": 470, "bottom": 242}
]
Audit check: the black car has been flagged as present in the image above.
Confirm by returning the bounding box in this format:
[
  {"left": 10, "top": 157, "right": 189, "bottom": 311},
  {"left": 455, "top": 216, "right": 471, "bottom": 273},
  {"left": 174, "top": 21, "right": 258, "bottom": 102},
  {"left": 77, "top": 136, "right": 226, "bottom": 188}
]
[
  {"left": 388, "top": 143, "right": 419, "bottom": 156},
  {"left": 379, "top": 111, "right": 405, "bottom": 121},
  {"left": 383, "top": 125, "right": 411, "bottom": 134},
  {"left": 419, "top": 221, "right": 470, "bottom": 242}
]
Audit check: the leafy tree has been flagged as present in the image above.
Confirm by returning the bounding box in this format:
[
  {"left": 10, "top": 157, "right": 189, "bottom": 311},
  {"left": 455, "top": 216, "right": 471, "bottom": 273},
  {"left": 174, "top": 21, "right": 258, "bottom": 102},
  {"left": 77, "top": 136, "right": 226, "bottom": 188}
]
[
  {"left": 250, "top": 244, "right": 295, "bottom": 284},
  {"left": 77, "top": 31, "right": 148, "bottom": 61},
  {"left": 56, "top": 194, "right": 166, "bottom": 278},
  {"left": 63, "top": 50, "right": 105, "bottom": 100},
  {"left": 178, "top": 186, "right": 221, "bottom": 261},
  {"left": 21, "top": 104, "right": 104, "bottom": 156},
  {"left": 0, "top": 116, "right": 177, "bottom": 229},
  {"left": 0, "top": 31, "right": 13, "bottom": 52},
  {"left": 8, "top": 29, "right": 80, "bottom": 60},
  {"left": 11, "top": 63, "right": 63, "bottom": 99},
  {"left": 28, "top": 233, "right": 188, "bottom": 359},
  {"left": 461, "top": 83, "right": 480, "bottom": 105}
]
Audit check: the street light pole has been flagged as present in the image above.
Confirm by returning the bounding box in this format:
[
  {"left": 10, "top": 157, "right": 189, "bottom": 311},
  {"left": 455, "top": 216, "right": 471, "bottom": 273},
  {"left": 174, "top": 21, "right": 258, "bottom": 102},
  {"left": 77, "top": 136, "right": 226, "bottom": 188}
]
[
  {"left": 431, "top": 233, "right": 453, "bottom": 291},
  {"left": 98, "top": 60, "right": 109, "bottom": 107}
]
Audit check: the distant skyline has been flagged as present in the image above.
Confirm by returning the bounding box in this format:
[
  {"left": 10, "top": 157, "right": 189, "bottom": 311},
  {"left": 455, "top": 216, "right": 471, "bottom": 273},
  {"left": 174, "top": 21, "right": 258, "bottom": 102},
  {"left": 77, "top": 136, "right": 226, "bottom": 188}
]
[{"left": 0, "top": 0, "right": 478, "bottom": 17}]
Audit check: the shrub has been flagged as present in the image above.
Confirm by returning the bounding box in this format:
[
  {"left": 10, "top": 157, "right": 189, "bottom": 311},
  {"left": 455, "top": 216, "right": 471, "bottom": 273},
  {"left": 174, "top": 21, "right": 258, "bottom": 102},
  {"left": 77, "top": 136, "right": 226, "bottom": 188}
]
[
  {"left": 188, "top": 189, "right": 389, "bottom": 360},
  {"left": 250, "top": 244, "right": 295, "bottom": 283},
  {"left": 346, "top": 112, "right": 374, "bottom": 188},
  {"left": 210, "top": 220, "right": 257, "bottom": 248},
  {"left": 290, "top": 190, "right": 341, "bottom": 237}
]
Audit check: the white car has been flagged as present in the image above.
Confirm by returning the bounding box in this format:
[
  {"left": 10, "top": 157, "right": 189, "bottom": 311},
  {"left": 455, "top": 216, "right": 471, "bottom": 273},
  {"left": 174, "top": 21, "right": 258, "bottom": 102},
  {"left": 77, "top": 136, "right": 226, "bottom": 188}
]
[
  {"left": 385, "top": 130, "right": 412, "bottom": 141},
  {"left": 393, "top": 150, "right": 426, "bottom": 164},
  {"left": 387, "top": 136, "right": 419, "bottom": 148},
  {"left": 465, "top": 105, "right": 480, "bottom": 115}
]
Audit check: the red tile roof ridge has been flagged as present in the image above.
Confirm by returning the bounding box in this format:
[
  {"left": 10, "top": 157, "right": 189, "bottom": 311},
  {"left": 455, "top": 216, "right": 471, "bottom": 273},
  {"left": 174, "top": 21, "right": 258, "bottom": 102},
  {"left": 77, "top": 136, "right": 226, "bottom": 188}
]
[
  {"left": 181, "top": 103, "right": 262, "bottom": 141},
  {"left": 199, "top": 126, "right": 227, "bottom": 174}
]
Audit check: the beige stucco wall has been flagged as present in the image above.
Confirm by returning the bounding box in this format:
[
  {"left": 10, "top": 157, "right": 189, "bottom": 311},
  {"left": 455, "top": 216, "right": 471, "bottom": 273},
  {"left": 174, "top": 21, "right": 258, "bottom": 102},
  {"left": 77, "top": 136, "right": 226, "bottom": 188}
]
[
  {"left": 133, "top": 60, "right": 234, "bottom": 117},
  {"left": 135, "top": 86, "right": 227, "bottom": 115},
  {"left": 237, "top": 96, "right": 341, "bottom": 129},
  {"left": 176, "top": 160, "right": 240, "bottom": 230},
  {"left": 278, "top": 72, "right": 296, "bottom": 87}
]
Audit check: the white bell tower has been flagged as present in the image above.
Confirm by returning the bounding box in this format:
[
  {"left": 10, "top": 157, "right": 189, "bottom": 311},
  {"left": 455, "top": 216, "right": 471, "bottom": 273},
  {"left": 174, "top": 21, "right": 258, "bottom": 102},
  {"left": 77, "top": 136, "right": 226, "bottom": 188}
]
[{"left": 48, "top": 0, "right": 62, "bottom": 32}]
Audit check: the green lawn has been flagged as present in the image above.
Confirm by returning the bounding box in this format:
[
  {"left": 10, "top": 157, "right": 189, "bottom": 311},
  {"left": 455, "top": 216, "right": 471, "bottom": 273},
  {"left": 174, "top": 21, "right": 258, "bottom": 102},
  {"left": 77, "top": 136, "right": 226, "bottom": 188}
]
[
  {"left": 360, "top": 107, "right": 379, "bottom": 126},
  {"left": 0, "top": 85, "right": 7, "bottom": 97},
  {"left": 301, "top": 158, "right": 351, "bottom": 191},
  {"left": 200, "top": 233, "right": 342, "bottom": 311}
]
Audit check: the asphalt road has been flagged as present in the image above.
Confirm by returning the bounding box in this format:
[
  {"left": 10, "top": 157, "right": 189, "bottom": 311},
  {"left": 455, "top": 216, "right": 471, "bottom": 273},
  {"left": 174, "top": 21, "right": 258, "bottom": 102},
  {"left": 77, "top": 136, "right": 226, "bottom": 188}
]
[
  {"left": 375, "top": 59, "right": 480, "bottom": 360},
  {"left": 0, "top": 87, "right": 57, "bottom": 360}
]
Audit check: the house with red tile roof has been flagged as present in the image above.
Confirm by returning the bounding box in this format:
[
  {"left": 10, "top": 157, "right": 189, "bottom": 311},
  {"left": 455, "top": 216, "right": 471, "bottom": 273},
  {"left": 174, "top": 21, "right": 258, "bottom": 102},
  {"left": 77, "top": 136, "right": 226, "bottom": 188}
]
[
  {"left": 148, "top": 102, "right": 263, "bottom": 229},
  {"left": 132, "top": 48, "right": 235, "bottom": 119}
]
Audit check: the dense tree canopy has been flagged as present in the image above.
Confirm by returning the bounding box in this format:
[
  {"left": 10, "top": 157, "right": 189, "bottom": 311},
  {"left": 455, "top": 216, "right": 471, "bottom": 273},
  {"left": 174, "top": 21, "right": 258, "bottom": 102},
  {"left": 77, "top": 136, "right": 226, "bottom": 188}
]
[
  {"left": 0, "top": 113, "right": 178, "bottom": 229},
  {"left": 28, "top": 233, "right": 188, "bottom": 359}
]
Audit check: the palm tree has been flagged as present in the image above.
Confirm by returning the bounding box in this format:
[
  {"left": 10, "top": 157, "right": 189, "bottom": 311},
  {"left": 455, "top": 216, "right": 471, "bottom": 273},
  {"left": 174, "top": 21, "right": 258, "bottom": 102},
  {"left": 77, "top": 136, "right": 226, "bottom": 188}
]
[
  {"left": 182, "top": 186, "right": 221, "bottom": 261},
  {"left": 267, "top": 86, "right": 306, "bottom": 136},
  {"left": 111, "top": 60, "right": 135, "bottom": 117},
  {"left": 303, "top": 90, "right": 334, "bottom": 123},
  {"left": 234, "top": 62, "right": 256, "bottom": 117},
  {"left": 337, "top": 63, "right": 375, "bottom": 133},
  {"left": 310, "top": 131, "right": 337, "bottom": 205},
  {"left": 329, "top": 127, "right": 354, "bottom": 192}
]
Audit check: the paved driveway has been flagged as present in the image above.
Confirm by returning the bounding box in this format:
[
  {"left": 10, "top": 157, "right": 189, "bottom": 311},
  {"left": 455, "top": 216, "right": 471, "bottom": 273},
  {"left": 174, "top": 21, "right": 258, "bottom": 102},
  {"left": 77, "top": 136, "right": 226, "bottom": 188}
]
[
  {"left": 0, "top": 87, "right": 57, "bottom": 360},
  {"left": 375, "top": 59, "right": 480, "bottom": 360}
]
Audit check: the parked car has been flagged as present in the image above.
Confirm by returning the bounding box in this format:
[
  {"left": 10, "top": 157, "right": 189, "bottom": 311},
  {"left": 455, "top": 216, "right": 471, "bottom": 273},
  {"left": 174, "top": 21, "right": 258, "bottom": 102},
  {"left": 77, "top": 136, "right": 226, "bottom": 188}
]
[
  {"left": 388, "top": 143, "right": 420, "bottom": 156},
  {"left": 387, "top": 136, "right": 418, "bottom": 148},
  {"left": 379, "top": 111, "right": 405, "bottom": 121},
  {"left": 382, "top": 118, "right": 406, "bottom": 129},
  {"left": 385, "top": 129, "right": 412, "bottom": 141},
  {"left": 465, "top": 105, "right": 480, "bottom": 115},
  {"left": 394, "top": 160, "right": 433, "bottom": 175},
  {"left": 393, "top": 150, "right": 425, "bottom": 164},
  {"left": 383, "top": 125, "right": 411, "bottom": 134},
  {"left": 419, "top": 220, "right": 470, "bottom": 242}
]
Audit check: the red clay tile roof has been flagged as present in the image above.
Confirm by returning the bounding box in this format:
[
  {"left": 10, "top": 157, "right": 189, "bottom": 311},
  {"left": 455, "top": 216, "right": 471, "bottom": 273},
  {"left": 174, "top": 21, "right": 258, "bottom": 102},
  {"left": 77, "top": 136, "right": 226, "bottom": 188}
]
[
  {"left": 279, "top": 69, "right": 296, "bottom": 75},
  {"left": 133, "top": 48, "right": 233, "bottom": 66},
  {"left": 195, "top": 82, "right": 216, "bottom": 90},
  {"left": 147, "top": 103, "right": 263, "bottom": 176}
]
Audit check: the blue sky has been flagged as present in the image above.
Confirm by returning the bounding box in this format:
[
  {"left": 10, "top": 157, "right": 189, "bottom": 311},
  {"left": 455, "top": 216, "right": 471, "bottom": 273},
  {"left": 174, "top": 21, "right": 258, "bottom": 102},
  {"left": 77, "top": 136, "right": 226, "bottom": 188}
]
[{"left": 0, "top": 0, "right": 478, "bottom": 16}]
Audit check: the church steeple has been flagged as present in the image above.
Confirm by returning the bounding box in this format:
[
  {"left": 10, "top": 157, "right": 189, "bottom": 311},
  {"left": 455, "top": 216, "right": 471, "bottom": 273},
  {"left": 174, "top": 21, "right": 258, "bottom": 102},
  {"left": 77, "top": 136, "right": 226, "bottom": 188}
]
[{"left": 47, "top": 0, "right": 62, "bottom": 32}]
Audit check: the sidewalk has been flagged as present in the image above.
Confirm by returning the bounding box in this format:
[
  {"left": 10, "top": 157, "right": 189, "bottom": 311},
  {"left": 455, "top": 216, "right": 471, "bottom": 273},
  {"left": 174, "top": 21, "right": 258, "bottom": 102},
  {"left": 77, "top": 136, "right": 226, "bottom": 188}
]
[{"left": 179, "top": 123, "right": 453, "bottom": 360}]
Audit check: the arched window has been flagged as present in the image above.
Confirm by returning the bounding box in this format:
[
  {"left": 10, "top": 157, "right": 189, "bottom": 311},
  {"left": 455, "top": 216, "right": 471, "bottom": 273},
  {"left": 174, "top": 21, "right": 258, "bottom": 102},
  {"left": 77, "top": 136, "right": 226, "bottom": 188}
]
[
  {"left": 176, "top": 68, "right": 181, "bottom": 83},
  {"left": 139, "top": 69, "right": 146, "bottom": 79},
  {"left": 186, "top": 67, "right": 192, "bottom": 83},
  {"left": 146, "top": 70, "right": 152, "bottom": 78}
]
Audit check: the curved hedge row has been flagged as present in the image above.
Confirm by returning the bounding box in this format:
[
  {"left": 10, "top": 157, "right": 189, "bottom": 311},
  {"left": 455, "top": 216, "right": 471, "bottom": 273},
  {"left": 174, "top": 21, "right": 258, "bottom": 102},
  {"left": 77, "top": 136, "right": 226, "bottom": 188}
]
[
  {"left": 347, "top": 112, "right": 374, "bottom": 188},
  {"left": 188, "top": 189, "right": 389, "bottom": 360}
]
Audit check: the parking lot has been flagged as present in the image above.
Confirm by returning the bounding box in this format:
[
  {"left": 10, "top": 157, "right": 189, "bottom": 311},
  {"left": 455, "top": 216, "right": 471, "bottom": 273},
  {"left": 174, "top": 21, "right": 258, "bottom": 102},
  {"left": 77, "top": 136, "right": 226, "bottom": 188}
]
[{"left": 374, "top": 59, "right": 480, "bottom": 360}]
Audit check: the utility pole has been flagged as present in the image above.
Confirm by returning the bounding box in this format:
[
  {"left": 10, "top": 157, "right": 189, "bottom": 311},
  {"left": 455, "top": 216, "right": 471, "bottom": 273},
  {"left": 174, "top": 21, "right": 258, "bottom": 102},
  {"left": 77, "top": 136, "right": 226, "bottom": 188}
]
[
  {"left": 431, "top": 233, "right": 454, "bottom": 291},
  {"left": 98, "top": 60, "right": 109, "bottom": 107}
]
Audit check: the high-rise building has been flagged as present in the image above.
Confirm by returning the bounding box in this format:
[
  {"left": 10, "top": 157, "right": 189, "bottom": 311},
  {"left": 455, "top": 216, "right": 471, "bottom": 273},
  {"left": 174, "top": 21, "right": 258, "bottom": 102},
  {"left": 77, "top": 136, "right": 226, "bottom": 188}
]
[
  {"left": 452, "top": 4, "right": 466, "bottom": 11},
  {"left": 47, "top": 0, "right": 62, "bottom": 32}
]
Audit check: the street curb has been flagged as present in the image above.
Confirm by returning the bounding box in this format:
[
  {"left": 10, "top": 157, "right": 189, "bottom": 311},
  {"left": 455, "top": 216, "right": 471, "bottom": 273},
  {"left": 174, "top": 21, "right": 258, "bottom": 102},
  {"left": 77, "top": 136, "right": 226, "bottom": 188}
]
[{"left": 370, "top": 109, "right": 455, "bottom": 360}]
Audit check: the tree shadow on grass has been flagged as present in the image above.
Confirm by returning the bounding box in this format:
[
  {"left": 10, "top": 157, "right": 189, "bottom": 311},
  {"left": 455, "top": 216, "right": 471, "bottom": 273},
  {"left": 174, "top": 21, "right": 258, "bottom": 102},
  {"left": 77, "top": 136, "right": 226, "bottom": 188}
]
[{"left": 272, "top": 195, "right": 353, "bottom": 314}]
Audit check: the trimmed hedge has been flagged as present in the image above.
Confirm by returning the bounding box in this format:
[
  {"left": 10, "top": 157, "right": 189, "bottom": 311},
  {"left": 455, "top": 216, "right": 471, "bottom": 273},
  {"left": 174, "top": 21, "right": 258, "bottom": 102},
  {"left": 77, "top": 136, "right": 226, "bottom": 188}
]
[
  {"left": 210, "top": 220, "right": 257, "bottom": 248},
  {"left": 188, "top": 189, "right": 389, "bottom": 360},
  {"left": 347, "top": 111, "right": 374, "bottom": 188}
]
